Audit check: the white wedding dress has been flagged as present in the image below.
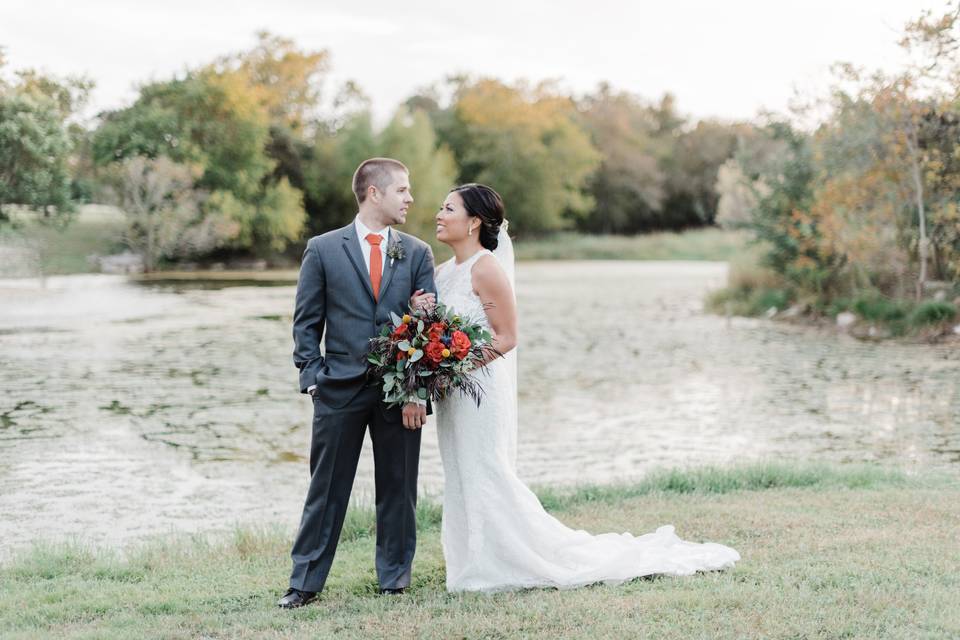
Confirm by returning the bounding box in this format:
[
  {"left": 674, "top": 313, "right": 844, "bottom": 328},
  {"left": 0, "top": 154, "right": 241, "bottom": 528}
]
[{"left": 434, "top": 239, "right": 740, "bottom": 593}]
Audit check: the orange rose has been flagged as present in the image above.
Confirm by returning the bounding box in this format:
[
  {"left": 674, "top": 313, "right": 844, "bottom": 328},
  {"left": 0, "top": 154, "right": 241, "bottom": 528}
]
[
  {"left": 391, "top": 323, "right": 409, "bottom": 340},
  {"left": 450, "top": 330, "right": 471, "bottom": 360},
  {"left": 424, "top": 340, "right": 446, "bottom": 365},
  {"left": 427, "top": 322, "right": 447, "bottom": 342}
]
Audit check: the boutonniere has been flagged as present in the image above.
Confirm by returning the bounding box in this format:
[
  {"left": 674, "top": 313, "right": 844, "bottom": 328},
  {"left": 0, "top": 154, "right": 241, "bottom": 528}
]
[{"left": 386, "top": 240, "right": 405, "bottom": 267}]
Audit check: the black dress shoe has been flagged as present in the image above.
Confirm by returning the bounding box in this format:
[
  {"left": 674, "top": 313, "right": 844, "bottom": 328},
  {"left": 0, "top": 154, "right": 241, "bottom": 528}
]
[
  {"left": 278, "top": 587, "right": 317, "bottom": 608},
  {"left": 379, "top": 587, "right": 405, "bottom": 595}
]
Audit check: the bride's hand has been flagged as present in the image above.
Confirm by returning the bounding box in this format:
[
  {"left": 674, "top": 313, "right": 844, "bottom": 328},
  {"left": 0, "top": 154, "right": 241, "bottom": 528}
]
[{"left": 410, "top": 289, "right": 436, "bottom": 313}]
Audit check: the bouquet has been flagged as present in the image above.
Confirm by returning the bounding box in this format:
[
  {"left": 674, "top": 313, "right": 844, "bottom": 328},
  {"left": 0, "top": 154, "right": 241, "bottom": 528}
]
[{"left": 366, "top": 303, "right": 497, "bottom": 407}]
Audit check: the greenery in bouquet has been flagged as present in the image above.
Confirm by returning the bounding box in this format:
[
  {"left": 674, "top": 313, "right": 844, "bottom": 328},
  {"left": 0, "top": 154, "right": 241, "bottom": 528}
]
[{"left": 366, "top": 303, "right": 497, "bottom": 407}]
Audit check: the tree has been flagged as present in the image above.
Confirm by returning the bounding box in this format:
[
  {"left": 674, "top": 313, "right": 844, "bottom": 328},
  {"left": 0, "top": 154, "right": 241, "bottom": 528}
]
[
  {"left": 0, "top": 59, "right": 92, "bottom": 223},
  {"left": 212, "top": 31, "right": 330, "bottom": 134},
  {"left": 577, "top": 85, "right": 666, "bottom": 233},
  {"left": 93, "top": 64, "right": 307, "bottom": 254},
  {"left": 662, "top": 120, "right": 740, "bottom": 228},
  {"left": 107, "top": 156, "right": 240, "bottom": 271},
  {"left": 0, "top": 93, "right": 74, "bottom": 220},
  {"left": 716, "top": 127, "right": 782, "bottom": 229},
  {"left": 443, "top": 79, "right": 601, "bottom": 234},
  {"left": 378, "top": 107, "right": 457, "bottom": 242},
  {"left": 737, "top": 122, "right": 838, "bottom": 296},
  {"left": 300, "top": 110, "right": 378, "bottom": 234}
]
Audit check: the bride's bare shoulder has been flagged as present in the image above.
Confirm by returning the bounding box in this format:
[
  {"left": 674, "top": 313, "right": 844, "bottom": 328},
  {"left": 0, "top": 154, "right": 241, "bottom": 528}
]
[{"left": 470, "top": 253, "right": 508, "bottom": 289}]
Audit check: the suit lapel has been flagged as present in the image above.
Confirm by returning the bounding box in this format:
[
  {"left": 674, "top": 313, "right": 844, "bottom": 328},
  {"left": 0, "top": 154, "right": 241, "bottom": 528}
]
[
  {"left": 341, "top": 223, "right": 377, "bottom": 303},
  {"left": 378, "top": 232, "right": 402, "bottom": 301}
]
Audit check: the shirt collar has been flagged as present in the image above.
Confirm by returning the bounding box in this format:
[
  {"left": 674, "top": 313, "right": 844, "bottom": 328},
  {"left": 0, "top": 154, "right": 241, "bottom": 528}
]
[{"left": 354, "top": 216, "right": 390, "bottom": 246}]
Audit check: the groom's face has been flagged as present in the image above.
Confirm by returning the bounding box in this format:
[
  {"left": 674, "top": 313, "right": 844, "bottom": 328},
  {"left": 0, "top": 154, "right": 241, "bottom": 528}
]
[{"left": 375, "top": 170, "right": 413, "bottom": 226}]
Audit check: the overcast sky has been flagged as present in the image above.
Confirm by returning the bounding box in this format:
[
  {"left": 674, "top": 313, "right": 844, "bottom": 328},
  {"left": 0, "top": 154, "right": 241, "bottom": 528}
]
[{"left": 0, "top": 0, "right": 938, "bottom": 126}]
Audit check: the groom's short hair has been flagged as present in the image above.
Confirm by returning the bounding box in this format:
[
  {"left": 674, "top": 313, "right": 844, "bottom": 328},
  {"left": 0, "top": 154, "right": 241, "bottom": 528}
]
[{"left": 352, "top": 158, "right": 409, "bottom": 205}]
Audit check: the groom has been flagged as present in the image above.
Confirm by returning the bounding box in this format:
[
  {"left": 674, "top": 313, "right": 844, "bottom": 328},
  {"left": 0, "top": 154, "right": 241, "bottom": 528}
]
[{"left": 278, "top": 157, "right": 437, "bottom": 608}]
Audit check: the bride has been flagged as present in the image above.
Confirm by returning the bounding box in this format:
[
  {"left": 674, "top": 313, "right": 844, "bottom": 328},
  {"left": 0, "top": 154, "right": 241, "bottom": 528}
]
[{"left": 415, "top": 183, "right": 740, "bottom": 592}]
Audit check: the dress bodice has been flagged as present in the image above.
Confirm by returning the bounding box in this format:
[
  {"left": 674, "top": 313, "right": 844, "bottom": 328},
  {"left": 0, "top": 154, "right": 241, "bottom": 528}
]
[{"left": 435, "top": 249, "right": 494, "bottom": 330}]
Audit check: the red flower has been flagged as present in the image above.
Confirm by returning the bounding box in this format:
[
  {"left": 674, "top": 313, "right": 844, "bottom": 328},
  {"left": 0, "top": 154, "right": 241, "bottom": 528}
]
[
  {"left": 397, "top": 348, "right": 407, "bottom": 360},
  {"left": 391, "top": 323, "right": 409, "bottom": 340},
  {"left": 427, "top": 322, "right": 447, "bottom": 342},
  {"left": 424, "top": 340, "right": 446, "bottom": 365},
  {"left": 450, "top": 330, "right": 471, "bottom": 360}
]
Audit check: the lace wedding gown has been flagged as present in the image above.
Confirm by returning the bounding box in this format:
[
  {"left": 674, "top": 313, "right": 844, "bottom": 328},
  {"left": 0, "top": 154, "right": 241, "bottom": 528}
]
[{"left": 434, "top": 248, "right": 740, "bottom": 592}]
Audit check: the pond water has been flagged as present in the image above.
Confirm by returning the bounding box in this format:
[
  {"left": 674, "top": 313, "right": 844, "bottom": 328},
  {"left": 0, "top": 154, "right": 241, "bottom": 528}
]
[{"left": 1, "top": 261, "right": 957, "bottom": 556}]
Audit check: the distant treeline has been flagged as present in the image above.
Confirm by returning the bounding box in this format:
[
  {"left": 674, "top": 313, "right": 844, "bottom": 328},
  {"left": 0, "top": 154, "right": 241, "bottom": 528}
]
[{"left": 0, "top": 33, "right": 756, "bottom": 267}]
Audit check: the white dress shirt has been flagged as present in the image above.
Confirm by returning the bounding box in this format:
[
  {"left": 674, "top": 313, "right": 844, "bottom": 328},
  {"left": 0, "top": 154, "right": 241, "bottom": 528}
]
[{"left": 354, "top": 216, "right": 390, "bottom": 276}]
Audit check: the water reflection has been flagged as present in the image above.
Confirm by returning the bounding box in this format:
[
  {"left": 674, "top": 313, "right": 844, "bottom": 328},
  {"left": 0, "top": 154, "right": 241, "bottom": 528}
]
[{"left": 1, "top": 262, "right": 958, "bottom": 555}]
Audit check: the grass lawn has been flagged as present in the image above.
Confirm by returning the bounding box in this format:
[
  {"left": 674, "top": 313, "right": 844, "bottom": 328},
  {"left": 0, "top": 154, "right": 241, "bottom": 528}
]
[
  {"left": 1, "top": 462, "right": 957, "bottom": 639},
  {"left": 2, "top": 205, "right": 127, "bottom": 275}
]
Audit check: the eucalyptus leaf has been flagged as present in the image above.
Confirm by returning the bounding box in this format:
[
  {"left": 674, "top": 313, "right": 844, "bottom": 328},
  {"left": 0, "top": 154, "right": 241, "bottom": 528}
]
[{"left": 410, "top": 349, "right": 423, "bottom": 363}]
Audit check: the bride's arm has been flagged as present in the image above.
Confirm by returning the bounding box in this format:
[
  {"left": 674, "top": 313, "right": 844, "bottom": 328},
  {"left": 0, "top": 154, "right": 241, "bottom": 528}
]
[{"left": 472, "top": 255, "right": 517, "bottom": 363}]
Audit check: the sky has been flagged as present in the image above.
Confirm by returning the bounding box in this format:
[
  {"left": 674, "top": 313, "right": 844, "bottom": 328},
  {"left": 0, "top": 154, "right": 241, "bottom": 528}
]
[{"left": 0, "top": 0, "right": 940, "bottom": 126}]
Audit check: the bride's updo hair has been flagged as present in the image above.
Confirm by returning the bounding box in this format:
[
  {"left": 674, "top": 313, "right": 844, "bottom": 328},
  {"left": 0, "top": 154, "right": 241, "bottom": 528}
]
[{"left": 450, "top": 183, "right": 505, "bottom": 251}]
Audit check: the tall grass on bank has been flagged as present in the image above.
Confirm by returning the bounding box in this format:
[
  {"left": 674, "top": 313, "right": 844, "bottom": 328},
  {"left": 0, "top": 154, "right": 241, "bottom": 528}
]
[
  {"left": 706, "top": 242, "right": 959, "bottom": 336},
  {"left": 514, "top": 228, "right": 749, "bottom": 261},
  {"left": 2, "top": 462, "right": 957, "bottom": 639},
  {"left": 2, "top": 208, "right": 749, "bottom": 278},
  {"left": 1, "top": 205, "right": 127, "bottom": 276}
]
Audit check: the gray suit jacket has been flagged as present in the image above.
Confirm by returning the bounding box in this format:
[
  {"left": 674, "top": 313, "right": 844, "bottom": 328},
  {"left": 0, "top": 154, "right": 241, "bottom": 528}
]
[{"left": 292, "top": 222, "right": 437, "bottom": 409}]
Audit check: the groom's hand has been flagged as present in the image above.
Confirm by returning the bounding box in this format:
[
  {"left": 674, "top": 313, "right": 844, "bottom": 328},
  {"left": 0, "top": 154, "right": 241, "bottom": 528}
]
[{"left": 402, "top": 402, "right": 426, "bottom": 430}]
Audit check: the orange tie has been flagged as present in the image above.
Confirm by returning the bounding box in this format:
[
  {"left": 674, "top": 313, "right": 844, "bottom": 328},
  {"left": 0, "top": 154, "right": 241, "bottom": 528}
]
[{"left": 366, "top": 233, "right": 383, "bottom": 301}]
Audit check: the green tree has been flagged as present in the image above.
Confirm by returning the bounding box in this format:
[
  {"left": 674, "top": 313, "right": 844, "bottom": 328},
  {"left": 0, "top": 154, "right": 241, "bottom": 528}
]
[
  {"left": 662, "top": 120, "right": 740, "bottom": 228},
  {"left": 300, "top": 110, "right": 377, "bottom": 234},
  {"left": 93, "top": 64, "right": 307, "bottom": 254},
  {"left": 0, "top": 59, "right": 92, "bottom": 223},
  {"left": 737, "top": 121, "right": 834, "bottom": 295},
  {"left": 378, "top": 107, "right": 457, "bottom": 242},
  {"left": 0, "top": 93, "right": 74, "bottom": 220},
  {"left": 577, "top": 85, "right": 666, "bottom": 233},
  {"left": 446, "top": 79, "right": 601, "bottom": 234}
]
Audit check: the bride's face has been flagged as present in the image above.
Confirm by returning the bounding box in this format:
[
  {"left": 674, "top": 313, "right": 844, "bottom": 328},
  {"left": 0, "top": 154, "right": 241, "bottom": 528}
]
[{"left": 436, "top": 191, "right": 479, "bottom": 244}]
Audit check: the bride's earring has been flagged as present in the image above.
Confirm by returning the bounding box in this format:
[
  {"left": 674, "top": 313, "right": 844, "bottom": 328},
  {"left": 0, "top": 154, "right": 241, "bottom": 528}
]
[{"left": 468, "top": 225, "right": 473, "bottom": 236}]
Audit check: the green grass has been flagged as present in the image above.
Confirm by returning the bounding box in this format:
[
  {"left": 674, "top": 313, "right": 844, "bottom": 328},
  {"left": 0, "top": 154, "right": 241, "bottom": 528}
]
[
  {"left": 2, "top": 209, "right": 749, "bottom": 278},
  {"left": 514, "top": 228, "right": 750, "bottom": 261},
  {"left": 2, "top": 205, "right": 126, "bottom": 275},
  {"left": 706, "top": 244, "right": 960, "bottom": 337},
  {"left": 2, "top": 462, "right": 957, "bottom": 639}
]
